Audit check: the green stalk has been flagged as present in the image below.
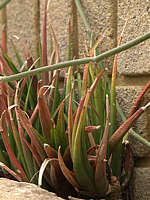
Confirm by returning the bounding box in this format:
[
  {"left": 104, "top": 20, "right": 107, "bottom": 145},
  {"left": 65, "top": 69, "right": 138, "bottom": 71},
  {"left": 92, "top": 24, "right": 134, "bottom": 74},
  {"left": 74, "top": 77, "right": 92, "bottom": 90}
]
[
  {"left": 24, "top": 78, "right": 33, "bottom": 112},
  {"left": 116, "top": 100, "right": 150, "bottom": 148},
  {"left": 0, "top": 32, "right": 150, "bottom": 83},
  {"left": 110, "top": 26, "right": 124, "bottom": 136},
  {"left": 74, "top": 0, "right": 91, "bottom": 37},
  {"left": 0, "top": 0, "right": 11, "bottom": 9},
  {"left": 73, "top": 90, "right": 95, "bottom": 192}
]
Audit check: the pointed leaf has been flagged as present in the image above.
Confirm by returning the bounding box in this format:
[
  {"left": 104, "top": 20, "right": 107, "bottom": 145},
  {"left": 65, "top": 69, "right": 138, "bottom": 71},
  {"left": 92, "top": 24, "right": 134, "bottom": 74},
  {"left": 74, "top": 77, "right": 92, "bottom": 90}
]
[
  {"left": 95, "top": 95, "right": 110, "bottom": 195},
  {"left": 0, "top": 112, "right": 28, "bottom": 181},
  {"left": 109, "top": 102, "right": 150, "bottom": 153},
  {"left": 38, "top": 86, "right": 54, "bottom": 143},
  {"left": 44, "top": 143, "right": 57, "bottom": 158},
  {"left": 129, "top": 81, "right": 150, "bottom": 117},
  {"left": 58, "top": 147, "right": 80, "bottom": 190},
  {"left": 68, "top": 89, "right": 73, "bottom": 149},
  {"left": 23, "top": 139, "right": 42, "bottom": 167},
  {"left": 0, "top": 162, "right": 22, "bottom": 182},
  {"left": 56, "top": 102, "right": 67, "bottom": 153},
  {"left": 73, "top": 90, "right": 95, "bottom": 192},
  {"left": 17, "top": 107, "right": 46, "bottom": 159},
  {"left": 41, "top": 0, "right": 49, "bottom": 84}
]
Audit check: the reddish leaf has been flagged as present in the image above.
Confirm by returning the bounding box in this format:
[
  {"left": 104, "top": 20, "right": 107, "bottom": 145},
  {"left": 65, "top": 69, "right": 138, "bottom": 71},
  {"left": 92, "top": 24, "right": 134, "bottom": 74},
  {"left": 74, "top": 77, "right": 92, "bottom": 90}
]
[
  {"left": 38, "top": 86, "right": 54, "bottom": 143},
  {"left": 95, "top": 95, "right": 110, "bottom": 195},
  {"left": 49, "top": 49, "right": 55, "bottom": 65},
  {"left": 17, "top": 107, "right": 46, "bottom": 159},
  {"left": 121, "top": 143, "right": 134, "bottom": 190},
  {"left": 85, "top": 125, "right": 101, "bottom": 133},
  {"left": 0, "top": 162, "right": 22, "bottom": 182},
  {"left": 58, "top": 147, "right": 80, "bottom": 190},
  {"left": 68, "top": 89, "right": 73, "bottom": 149},
  {"left": 41, "top": 0, "right": 49, "bottom": 84},
  {"left": 82, "top": 33, "right": 105, "bottom": 97},
  {"left": 44, "top": 143, "right": 57, "bottom": 158},
  {"left": 23, "top": 139, "right": 42, "bottom": 167},
  {"left": 0, "top": 55, "right": 17, "bottom": 86},
  {"left": 1, "top": 26, "right": 7, "bottom": 54},
  {"left": 109, "top": 102, "right": 150, "bottom": 153},
  {"left": 129, "top": 81, "right": 150, "bottom": 118},
  {"left": 0, "top": 112, "right": 28, "bottom": 181},
  {"left": 49, "top": 23, "right": 59, "bottom": 64}
]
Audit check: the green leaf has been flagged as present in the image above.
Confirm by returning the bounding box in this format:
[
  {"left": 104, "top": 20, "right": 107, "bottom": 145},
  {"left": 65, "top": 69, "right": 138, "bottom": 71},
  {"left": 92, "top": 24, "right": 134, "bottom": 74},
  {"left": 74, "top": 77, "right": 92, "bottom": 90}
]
[
  {"left": 58, "top": 147, "right": 80, "bottom": 190},
  {"left": 38, "top": 86, "right": 54, "bottom": 144},
  {"left": 56, "top": 102, "right": 67, "bottom": 153},
  {"left": 0, "top": 111, "right": 28, "bottom": 181},
  {"left": 95, "top": 95, "right": 110, "bottom": 195},
  {"left": 72, "top": 91, "right": 95, "bottom": 192},
  {"left": 0, "top": 0, "right": 11, "bottom": 9},
  {"left": 17, "top": 107, "right": 46, "bottom": 160}
]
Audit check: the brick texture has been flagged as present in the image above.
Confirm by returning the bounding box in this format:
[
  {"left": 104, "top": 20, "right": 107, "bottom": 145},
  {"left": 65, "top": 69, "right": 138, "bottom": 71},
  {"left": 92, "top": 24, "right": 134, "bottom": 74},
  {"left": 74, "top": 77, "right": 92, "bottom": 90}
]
[
  {"left": 131, "top": 167, "right": 150, "bottom": 200},
  {"left": 117, "top": 86, "right": 150, "bottom": 157},
  {"left": 6, "top": 0, "right": 33, "bottom": 62},
  {"left": 117, "top": 0, "right": 150, "bottom": 75},
  {"left": 78, "top": 0, "right": 117, "bottom": 67}
]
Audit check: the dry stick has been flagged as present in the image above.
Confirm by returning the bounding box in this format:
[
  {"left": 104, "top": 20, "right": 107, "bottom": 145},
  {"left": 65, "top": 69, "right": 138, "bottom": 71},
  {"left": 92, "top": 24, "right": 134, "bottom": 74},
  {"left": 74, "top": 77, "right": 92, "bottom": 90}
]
[{"left": 0, "top": 32, "right": 150, "bottom": 83}]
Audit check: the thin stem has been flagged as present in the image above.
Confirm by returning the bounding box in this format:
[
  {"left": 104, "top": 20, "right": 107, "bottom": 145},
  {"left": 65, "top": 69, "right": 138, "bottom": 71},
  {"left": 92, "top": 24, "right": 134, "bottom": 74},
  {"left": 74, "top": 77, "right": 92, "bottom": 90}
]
[
  {"left": 32, "top": 0, "right": 40, "bottom": 60},
  {"left": 0, "top": 31, "right": 150, "bottom": 82},
  {"left": 130, "top": 129, "right": 150, "bottom": 148},
  {"left": 0, "top": 0, "right": 11, "bottom": 9},
  {"left": 74, "top": 0, "right": 91, "bottom": 37},
  {"left": 116, "top": 101, "right": 150, "bottom": 148}
]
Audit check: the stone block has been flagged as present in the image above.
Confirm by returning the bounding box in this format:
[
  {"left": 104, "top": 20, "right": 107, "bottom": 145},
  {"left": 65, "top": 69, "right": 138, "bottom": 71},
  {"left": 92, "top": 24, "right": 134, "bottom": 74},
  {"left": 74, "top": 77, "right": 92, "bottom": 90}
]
[
  {"left": 117, "top": 86, "right": 150, "bottom": 157},
  {"left": 6, "top": 0, "right": 33, "bottom": 62},
  {"left": 78, "top": 0, "right": 117, "bottom": 67},
  {"left": 41, "top": 0, "right": 69, "bottom": 60},
  {"left": 117, "top": 0, "right": 150, "bottom": 75},
  {"left": 131, "top": 167, "right": 150, "bottom": 200},
  {"left": 0, "top": 178, "right": 63, "bottom": 200},
  {"left": 1, "top": 0, "right": 69, "bottom": 62}
]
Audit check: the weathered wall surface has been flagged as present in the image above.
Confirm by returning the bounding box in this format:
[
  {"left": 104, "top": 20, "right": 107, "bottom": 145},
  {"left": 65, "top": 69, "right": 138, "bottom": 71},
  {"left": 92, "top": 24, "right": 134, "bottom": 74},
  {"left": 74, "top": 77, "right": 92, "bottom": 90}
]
[
  {"left": 77, "top": 0, "right": 117, "bottom": 67},
  {"left": 2, "top": 0, "right": 34, "bottom": 63},
  {"left": 117, "top": 1, "right": 150, "bottom": 199},
  {"left": 0, "top": 0, "right": 150, "bottom": 199}
]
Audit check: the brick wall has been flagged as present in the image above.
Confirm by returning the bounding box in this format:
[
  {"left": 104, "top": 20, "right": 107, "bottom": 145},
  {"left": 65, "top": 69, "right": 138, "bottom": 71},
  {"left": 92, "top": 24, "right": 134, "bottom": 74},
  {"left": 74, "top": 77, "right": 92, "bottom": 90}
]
[
  {"left": 117, "top": 1, "right": 150, "bottom": 199},
  {"left": 0, "top": 0, "right": 150, "bottom": 199}
]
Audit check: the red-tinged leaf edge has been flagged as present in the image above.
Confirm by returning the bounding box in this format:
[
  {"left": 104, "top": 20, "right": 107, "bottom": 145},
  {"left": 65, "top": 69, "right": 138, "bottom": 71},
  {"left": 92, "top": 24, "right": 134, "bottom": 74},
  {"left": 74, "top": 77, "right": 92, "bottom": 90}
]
[
  {"left": 44, "top": 143, "right": 57, "bottom": 158},
  {"left": 23, "top": 139, "right": 42, "bottom": 167},
  {"left": 0, "top": 111, "right": 28, "bottom": 181},
  {"left": 0, "top": 162, "right": 23, "bottom": 182},
  {"left": 38, "top": 86, "right": 54, "bottom": 143},
  {"left": 85, "top": 125, "right": 101, "bottom": 133},
  {"left": 81, "top": 33, "right": 105, "bottom": 97},
  {"left": 68, "top": 89, "right": 73, "bottom": 149},
  {"left": 42, "top": 0, "right": 49, "bottom": 84},
  {"left": 128, "top": 81, "right": 150, "bottom": 118},
  {"left": 109, "top": 102, "right": 150, "bottom": 154},
  {"left": 49, "top": 23, "right": 59, "bottom": 64},
  {"left": 13, "top": 35, "right": 30, "bottom": 59},
  {"left": 0, "top": 55, "right": 17, "bottom": 86},
  {"left": 58, "top": 146, "right": 80, "bottom": 191},
  {"left": 121, "top": 143, "right": 134, "bottom": 190},
  {"left": 1, "top": 26, "right": 7, "bottom": 54},
  {"left": 17, "top": 107, "right": 46, "bottom": 159},
  {"left": 95, "top": 95, "right": 110, "bottom": 195}
]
